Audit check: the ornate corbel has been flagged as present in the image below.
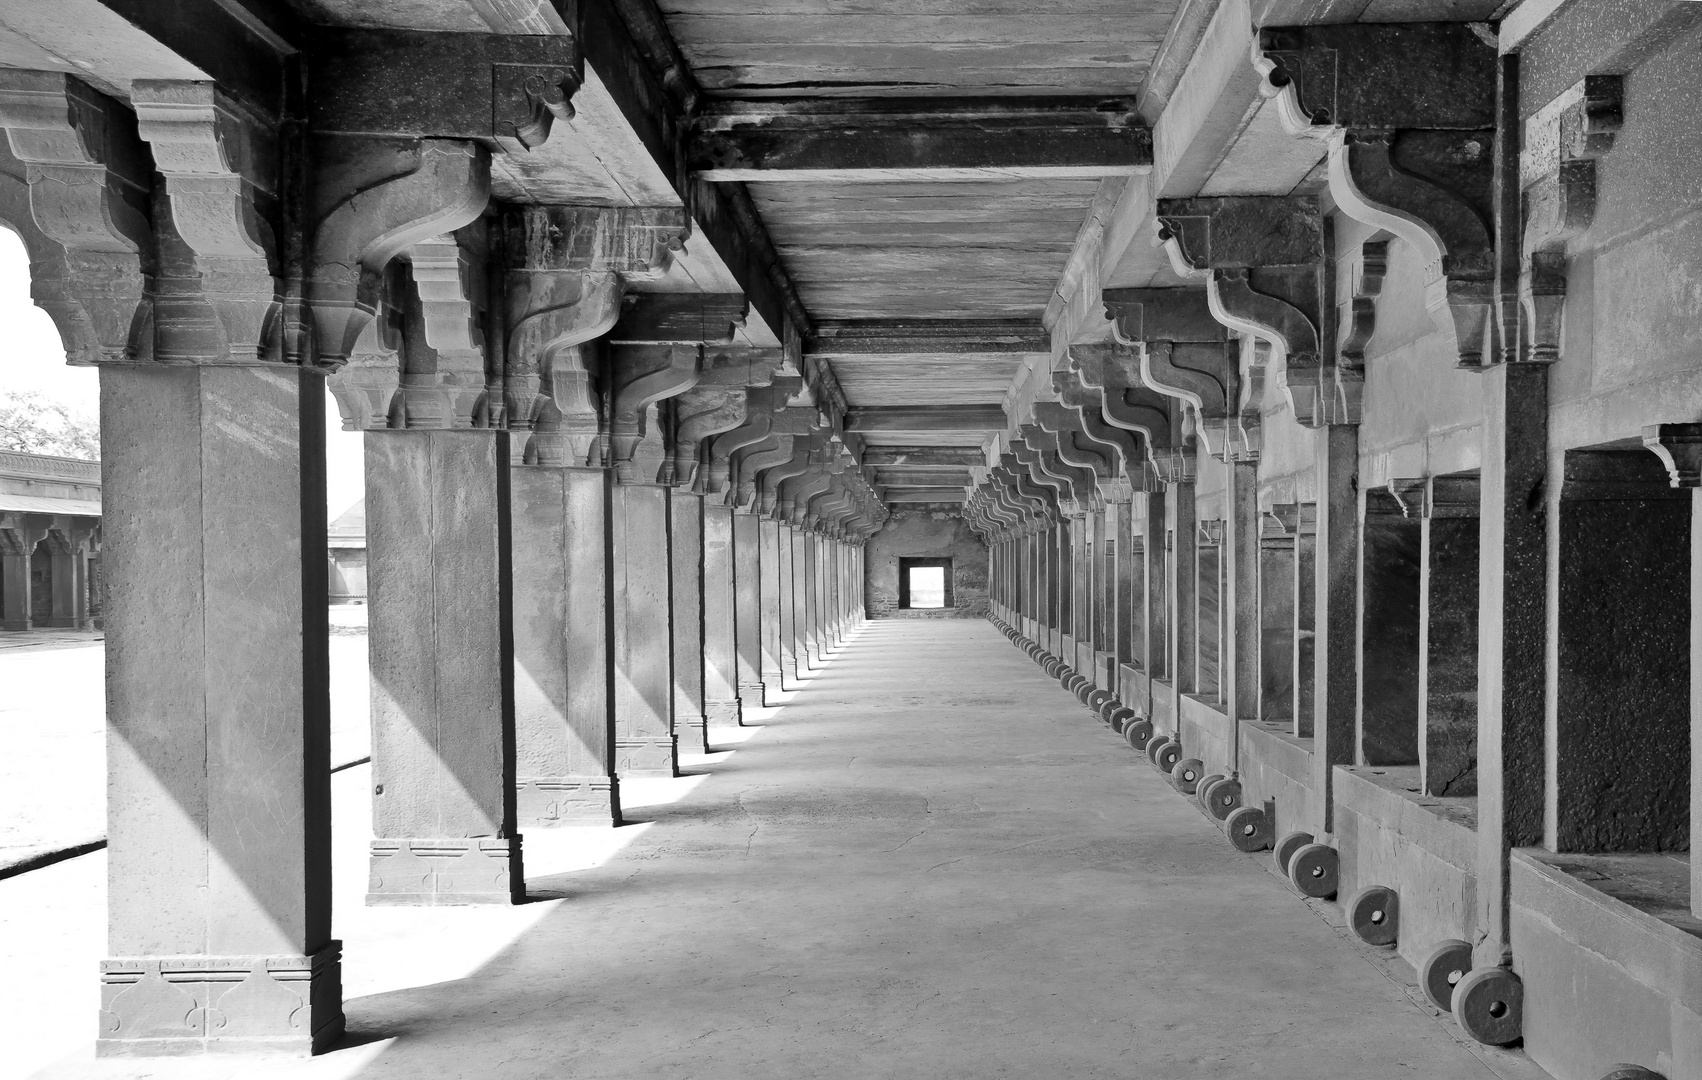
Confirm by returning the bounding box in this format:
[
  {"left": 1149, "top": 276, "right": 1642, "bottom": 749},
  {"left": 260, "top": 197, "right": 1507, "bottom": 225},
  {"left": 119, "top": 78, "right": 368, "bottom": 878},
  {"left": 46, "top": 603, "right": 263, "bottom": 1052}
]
[
  {"left": 1643, "top": 424, "right": 1702, "bottom": 489},
  {"left": 1152, "top": 198, "right": 1330, "bottom": 426},
  {"left": 0, "top": 72, "right": 151, "bottom": 365},
  {"left": 1032, "top": 401, "right": 1115, "bottom": 507},
  {"left": 1232, "top": 335, "right": 1269, "bottom": 461},
  {"left": 1521, "top": 76, "right": 1622, "bottom": 363},
  {"left": 608, "top": 343, "right": 702, "bottom": 482},
  {"left": 1011, "top": 431, "right": 1080, "bottom": 514},
  {"left": 1255, "top": 23, "right": 1498, "bottom": 369},
  {"left": 505, "top": 272, "right": 619, "bottom": 464},
  {"left": 707, "top": 382, "right": 788, "bottom": 499},
  {"left": 1197, "top": 519, "right": 1224, "bottom": 547},
  {"left": 1138, "top": 340, "right": 1235, "bottom": 460},
  {"left": 308, "top": 138, "right": 490, "bottom": 367},
  {"left": 132, "top": 81, "right": 282, "bottom": 365},
  {"left": 401, "top": 228, "right": 490, "bottom": 429},
  {"left": 758, "top": 429, "right": 825, "bottom": 516},
  {"left": 1332, "top": 239, "right": 1389, "bottom": 426},
  {"left": 1052, "top": 366, "right": 1144, "bottom": 480},
  {"left": 1072, "top": 344, "right": 1180, "bottom": 478},
  {"left": 734, "top": 432, "right": 796, "bottom": 511},
  {"left": 668, "top": 387, "right": 744, "bottom": 488}
]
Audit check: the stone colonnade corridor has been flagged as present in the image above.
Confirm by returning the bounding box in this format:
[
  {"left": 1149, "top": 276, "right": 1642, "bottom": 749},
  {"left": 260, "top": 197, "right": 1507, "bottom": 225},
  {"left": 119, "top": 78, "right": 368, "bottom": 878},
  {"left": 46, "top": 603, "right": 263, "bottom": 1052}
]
[{"left": 317, "top": 620, "right": 1525, "bottom": 1080}]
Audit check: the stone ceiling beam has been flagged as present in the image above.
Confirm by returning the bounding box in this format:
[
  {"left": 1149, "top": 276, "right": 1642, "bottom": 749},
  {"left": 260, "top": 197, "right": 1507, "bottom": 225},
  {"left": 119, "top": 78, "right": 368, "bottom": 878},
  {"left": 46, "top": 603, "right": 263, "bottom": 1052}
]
[
  {"left": 884, "top": 489, "right": 968, "bottom": 504},
  {"left": 809, "top": 319, "right": 1047, "bottom": 357},
  {"left": 861, "top": 447, "right": 987, "bottom": 467},
  {"left": 690, "top": 97, "right": 1150, "bottom": 182},
  {"left": 844, "top": 405, "right": 1007, "bottom": 434}
]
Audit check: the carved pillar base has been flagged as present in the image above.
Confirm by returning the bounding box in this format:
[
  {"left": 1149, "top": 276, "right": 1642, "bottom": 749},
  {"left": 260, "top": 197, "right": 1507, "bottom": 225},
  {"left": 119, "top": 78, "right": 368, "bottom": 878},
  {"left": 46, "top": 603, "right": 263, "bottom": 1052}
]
[
  {"left": 368, "top": 837, "right": 522, "bottom": 905},
  {"left": 98, "top": 944, "right": 344, "bottom": 1057},
  {"left": 705, "top": 698, "right": 742, "bottom": 725},
  {"left": 517, "top": 775, "right": 619, "bottom": 825},
  {"left": 614, "top": 735, "right": 676, "bottom": 777}
]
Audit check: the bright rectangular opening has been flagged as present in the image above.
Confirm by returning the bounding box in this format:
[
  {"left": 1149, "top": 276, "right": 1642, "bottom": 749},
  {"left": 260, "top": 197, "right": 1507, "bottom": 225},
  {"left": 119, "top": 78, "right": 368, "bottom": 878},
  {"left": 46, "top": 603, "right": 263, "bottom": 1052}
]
[{"left": 907, "top": 566, "right": 946, "bottom": 609}]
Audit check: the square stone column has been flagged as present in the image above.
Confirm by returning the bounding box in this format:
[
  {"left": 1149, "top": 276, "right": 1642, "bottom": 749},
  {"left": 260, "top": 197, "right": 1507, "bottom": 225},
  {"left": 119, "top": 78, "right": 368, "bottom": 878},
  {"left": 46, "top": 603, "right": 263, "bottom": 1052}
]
[
  {"left": 776, "top": 523, "right": 798, "bottom": 683},
  {"left": 1258, "top": 516, "right": 1295, "bottom": 725},
  {"left": 512, "top": 464, "right": 618, "bottom": 825},
  {"left": 1293, "top": 507, "right": 1317, "bottom": 737},
  {"left": 734, "top": 511, "right": 766, "bottom": 709},
  {"left": 703, "top": 504, "right": 742, "bottom": 725},
  {"left": 1196, "top": 521, "right": 1222, "bottom": 701},
  {"left": 1312, "top": 425, "right": 1360, "bottom": 835},
  {"left": 1144, "top": 491, "right": 1167, "bottom": 682},
  {"left": 803, "top": 532, "right": 820, "bottom": 663},
  {"left": 0, "top": 521, "right": 46, "bottom": 630},
  {"left": 1170, "top": 481, "right": 1198, "bottom": 734},
  {"left": 758, "top": 517, "right": 786, "bottom": 700},
  {"left": 366, "top": 430, "right": 521, "bottom": 905},
  {"left": 1228, "top": 462, "right": 1260, "bottom": 731},
  {"left": 789, "top": 524, "right": 808, "bottom": 675},
  {"left": 670, "top": 490, "right": 707, "bottom": 755},
  {"left": 101, "top": 366, "right": 342, "bottom": 1054},
  {"left": 611, "top": 481, "right": 676, "bottom": 777}
]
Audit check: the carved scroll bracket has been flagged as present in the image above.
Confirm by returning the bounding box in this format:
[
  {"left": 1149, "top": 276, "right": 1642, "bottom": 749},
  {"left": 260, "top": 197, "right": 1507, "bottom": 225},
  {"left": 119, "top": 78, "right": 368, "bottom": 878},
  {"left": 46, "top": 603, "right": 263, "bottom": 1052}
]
[
  {"left": 1521, "top": 75, "right": 1622, "bottom": 363},
  {"left": 1643, "top": 424, "right": 1702, "bottom": 489},
  {"left": 0, "top": 72, "right": 151, "bottom": 365},
  {"left": 1255, "top": 24, "right": 1498, "bottom": 369},
  {"left": 609, "top": 343, "right": 702, "bottom": 483},
  {"left": 309, "top": 137, "right": 490, "bottom": 368}
]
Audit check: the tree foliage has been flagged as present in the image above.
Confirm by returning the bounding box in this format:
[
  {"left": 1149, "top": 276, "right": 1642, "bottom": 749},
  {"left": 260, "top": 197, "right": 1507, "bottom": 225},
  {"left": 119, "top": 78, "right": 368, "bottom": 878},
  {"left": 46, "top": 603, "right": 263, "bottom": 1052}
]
[{"left": 0, "top": 390, "right": 99, "bottom": 460}]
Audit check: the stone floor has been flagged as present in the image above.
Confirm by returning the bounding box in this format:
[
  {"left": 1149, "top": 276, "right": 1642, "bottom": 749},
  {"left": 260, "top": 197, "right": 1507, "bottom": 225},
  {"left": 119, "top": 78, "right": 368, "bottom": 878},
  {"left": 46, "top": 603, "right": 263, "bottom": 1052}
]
[{"left": 16, "top": 620, "right": 1551, "bottom": 1079}]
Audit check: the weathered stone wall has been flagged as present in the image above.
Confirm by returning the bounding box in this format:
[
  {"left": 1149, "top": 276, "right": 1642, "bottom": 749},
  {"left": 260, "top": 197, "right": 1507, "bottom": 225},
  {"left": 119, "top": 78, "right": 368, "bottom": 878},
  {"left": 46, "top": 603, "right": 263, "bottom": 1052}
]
[{"left": 865, "top": 505, "right": 988, "bottom": 619}]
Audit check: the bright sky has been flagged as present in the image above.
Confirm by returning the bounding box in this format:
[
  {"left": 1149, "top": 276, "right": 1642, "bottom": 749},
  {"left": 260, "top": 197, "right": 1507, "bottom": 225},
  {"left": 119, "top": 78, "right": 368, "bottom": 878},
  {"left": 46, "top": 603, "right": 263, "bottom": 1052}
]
[{"left": 0, "top": 228, "right": 366, "bottom": 522}]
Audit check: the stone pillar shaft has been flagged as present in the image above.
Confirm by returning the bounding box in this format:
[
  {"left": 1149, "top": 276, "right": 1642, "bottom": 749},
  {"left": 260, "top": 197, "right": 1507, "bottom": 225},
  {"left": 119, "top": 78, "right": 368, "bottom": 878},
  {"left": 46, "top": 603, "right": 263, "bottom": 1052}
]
[
  {"left": 1171, "top": 481, "right": 1198, "bottom": 729},
  {"left": 100, "top": 365, "right": 343, "bottom": 1054},
  {"left": 759, "top": 518, "right": 785, "bottom": 699},
  {"left": 1144, "top": 491, "right": 1166, "bottom": 683},
  {"left": 1313, "top": 425, "right": 1359, "bottom": 835},
  {"left": 512, "top": 465, "right": 616, "bottom": 825},
  {"left": 611, "top": 483, "right": 676, "bottom": 777},
  {"left": 670, "top": 491, "right": 707, "bottom": 755},
  {"left": 702, "top": 504, "right": 741, "bottom": 725},
  {"left": 734, "top": 512, "right": 765, "bottom": 709},
  {"left": 1230, "top": 462, "right": 1260, "bottom": 731},
  {"left": 366, "top": 430, "right": 520, "bottom": 905}
]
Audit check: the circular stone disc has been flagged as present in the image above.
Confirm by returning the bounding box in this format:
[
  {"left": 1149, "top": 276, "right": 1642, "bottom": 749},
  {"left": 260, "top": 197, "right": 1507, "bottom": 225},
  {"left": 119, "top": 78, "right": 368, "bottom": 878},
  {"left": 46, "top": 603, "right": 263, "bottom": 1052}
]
[
  {"left": 1288, "top": 842, "right": 1339, "bottom": 898},
  {"left": 1145, "top": 734, "right": 1172, "bottom": 765},
  {"left": 1203, "top": 777, "right": 1241, "bottom": 821},
  {"left": 1123, "top": 719, "right": 1153, "bottom": 751},
  {"left": 1452, "top": 967, "right": 1523, "bottom": 1046},
  {"left": 1272, "top": 830, "right": 1315, "bottom": 876},
  {"left": 1195, "top": 774, "right": 1226, "bottom": 811},
  {"left": 1155, "top": 741, "right": 1183, "bottom": 774},
  {"left": 1171, "top": 757, "right": 1205, "bottom": 793},
  {"left": 1418, "top": 938, "right": 1473, "bottom": 1012},
  {"left": 1224, "top": 806, "right": 1272, "bottom": 852},
  {"left": 1346, "top": 885, "right": 1399, "bottom": 946}
]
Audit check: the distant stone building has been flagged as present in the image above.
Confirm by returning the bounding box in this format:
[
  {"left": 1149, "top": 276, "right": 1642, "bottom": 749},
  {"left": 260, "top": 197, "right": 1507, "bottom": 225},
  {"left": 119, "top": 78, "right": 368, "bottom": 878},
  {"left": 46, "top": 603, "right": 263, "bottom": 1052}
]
[
  {"left": 0, "top": 449, "right": 101, "bottom": 631},
  {"left": 327, "top": 501, "right": 366, "bottom": 604}
]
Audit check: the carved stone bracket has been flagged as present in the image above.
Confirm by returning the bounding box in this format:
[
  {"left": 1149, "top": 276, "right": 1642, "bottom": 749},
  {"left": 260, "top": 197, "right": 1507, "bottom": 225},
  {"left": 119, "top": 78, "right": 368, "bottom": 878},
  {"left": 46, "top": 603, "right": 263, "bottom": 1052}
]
[
  {"left": 1332, "top": 240, "right": 1389, "bottom": 426},
  {"left": 1643, "top": 424, "right": 1702, "bottom": 489},
  {"left": 1051, "top": 369, "right": 1144, "bottom": 481},
  {"left": 609, "top": 344, "right": 702, "bottom": 483},
  {"left": 1255, "top": 24, "right": 1498, "bottom": 369},
  {"left": 133, "top": 80, "right": 282, "bottom": 365},
  {"left": 0, "top": 71, "right": 151, "bottom": 365},
  {"left": 1070, "top": 344, "right": 1179, "bottom": 476},
  {"left": 1154, "top": 197, "right": 1332, "bottom": 427},
  {"left": 1521, "top": 75, "right": 1623, "bottom": 363},
  {"left": 1232, "top": 335, "right": 1269, "bottom": 461},
  {"left": 309, "top": 138, "right": 490, "bottom": 367}
]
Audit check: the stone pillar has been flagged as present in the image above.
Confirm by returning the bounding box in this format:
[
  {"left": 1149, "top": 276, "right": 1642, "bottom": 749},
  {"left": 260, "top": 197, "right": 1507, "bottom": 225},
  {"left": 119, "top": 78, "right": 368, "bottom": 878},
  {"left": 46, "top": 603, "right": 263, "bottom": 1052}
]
[
  {"left": 1196, "top": 520, "right": 1222, "bottom": 701},
  {"left": 1171, "top": 480, "right": 1198, "bottom": 719},
  {"left": 1312, "top": 426, "right": 1359, "bottom": 833},
  {"left": 1229, "top": 461, "right": 1260, "bottom": 729},
  {"left": 759, "top": 517, "right": 785, "bottom": 699},
  {"left": 0, "top": 522, "right": 45, "bottom": 631},
  {"left": 611, "top": 481, "right": 676, "bottom": 776},
  {"left": 1294, "top": 505, "right": 1317, "bottom": 737},
  {"left": 1358, "top": 486, "right": 1422, "bottom": 766},
  {"left": 789, "top": 523, "right": 808, "bottom": 675},
  {"left": 512, "top": 463, "right": 618, "bottom": 825},
  {"left": 44, "top": 530, "right": 84, "bottom": 628},
  {"left": 1144, "top": 490, "right": 1167, "bottom": 681},
  {"left": 775, "top": 523, "right": 797, "bottom": 682},
  {"left": 366, "top": 430, "right": 521, "bottom": 905},
  {"left": 1258, "top": 510, "right": 1295, "bottom": 724},
  {"left": 703, "top": 504, "right": 742, "bottom": 725},
  {"left": 1476, "top": 361, "right": 1549, "bottom": 966},
  {"left": 670, "top": 490, "right": 707, "bottom": 755},
  {"left": 1419, "top": 476, "right": 1479, "bottom": 797},
  {"left": 101, "top": 365, "right": 343, "bottom": 1052},
  {"left": 734, "top": 511, "right": 766, "bottom": 710}
]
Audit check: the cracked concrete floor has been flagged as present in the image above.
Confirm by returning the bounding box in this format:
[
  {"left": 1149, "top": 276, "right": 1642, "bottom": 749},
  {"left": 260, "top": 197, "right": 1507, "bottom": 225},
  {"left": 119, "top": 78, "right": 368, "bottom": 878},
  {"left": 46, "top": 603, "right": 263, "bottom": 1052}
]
[{"left": 26, "top": 619, "right": 1549, "bottom": 1080}]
